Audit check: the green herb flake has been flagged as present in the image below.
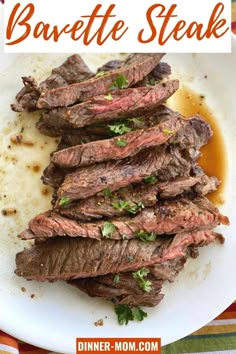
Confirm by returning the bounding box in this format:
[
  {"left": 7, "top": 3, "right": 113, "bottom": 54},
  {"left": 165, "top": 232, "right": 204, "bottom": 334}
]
[
  {"left": 104, "top": 93, "right": 113, "bottom": 101},
  {"left": 109, "top": 124, "right": 131, "bottom": 136},
  {"left": 122, "top": 234, "right": 128, "bottom": 240},
  {"left": 132, "top": 306, "right": 148, "bottom": 322},
  {"left": 103, "top": 188, "right": 113, "bottom": 198},
  {"left": 135, "top": 230, "right": 157, "bottom": 242},
  {"left": 110, "top": 74, "right": 129, "bottom": 90},
  {"left": 113, "top": 273, "right": 120, "bottom": 284},
  {"left": 101, "top": 222, "right": 116, "bottom": 238},
  {"left": 59, "top": 196, "right": 71, "bottom": 206},
  {"left": 20, "top": 127, "right": 25, "bottom": 133},
  {"left": 143, "top": 176, "right": 158, "bottom": 185},
  {"left": 147, "top": 78, "right": 157, "bottom": 86},
  {"left": 115, "top": 304, "right": 147, "bottom": 325},
  {"left": 162, "top": 128, "right": 175, "bottom": 135},
  {"left": 96, "top": 71, "right": 106, "bottom": 78},
  {"left": 129, "top": 118, "right": 145, "bottom": 127},
  {"left": 115, "top": 304, "right": 134, "bottom": 325},
  {"left": 133, "top": 267, "right": 152, "bottom": 292},
  {"left": 126, "top": 202, "right": 144, "bottom": 215},
  {"left": 112, "top": 199, "right": 130, "bottom": 211},
  {"left": 115, "top": 138, "right": 127, "bottom": 147}
]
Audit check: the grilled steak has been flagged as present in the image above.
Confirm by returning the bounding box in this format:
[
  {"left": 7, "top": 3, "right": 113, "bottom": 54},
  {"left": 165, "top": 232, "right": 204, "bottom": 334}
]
[
  {"left": 38, "top": 80, "right": 179, "bottom": 131},
  {"left": 57, "top": 175, "right": 219, "bottom": 221},
  {"left": 51, "top": 117, "right": 185, "bottom": 169},
  {"left": 11, "top": 55, "right": 93, "bottom": 112},
  {"left": 15, "top": 230, "right": 224, "bottom": 281},
  {"left": 54, "top": 115, "right": 212, "bottom": 200},
  {"left": 69, "top": 254, "right": 187, "bottom": 307},
  {"left": 37, "top": 53, "right": 165, "bottom": 109},
  {"left": 19, "top": 197, "right": 229, "bottom": 241},
  {"left": 70, "top": 273, "right": 164, "bottom": 307}
]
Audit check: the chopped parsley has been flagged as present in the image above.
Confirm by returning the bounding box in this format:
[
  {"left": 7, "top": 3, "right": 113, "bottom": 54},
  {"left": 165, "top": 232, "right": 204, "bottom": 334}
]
[
  {"left": 133, "top": 267, "right": 152, "bottom": 292},
  {"left": 59, "top": 196, "right": 71, "bottom": 206},
  {"left": 110, "top": 74, "right": 129, "bottom": 90},
  {"left": 96, "top": 71, "right": 106, "bottom": 78},
  {"left": 112, "top": 199, "right": 130, "bottom": 211},
  {"left": 101, "top": 222, "right": 116, "bottom": 238},
  {"left": 126, "top": 202, "right": 144, "bottom": 215},
  {"left": 104, "top": 93, "right": 113, "bottom": 101},
  {"left": 162, "top": 128, "right": 175, "bottom": 135},
  {"left": 115, "top": 304, "right": 147, "bottom": 325},
  {"left": 109, "top": 123, "right": 131, "bottom": 136},
  {"left": 127, "top": 255, "right": 134, "bottom": 262},
  {"left": 103, "top": 188, "right": 113, "bottom": 198},
  {"left": 112, "top": 200, "right": 144, "bottom": 215},
  {"left": 113, "top": 273, "right": 120, "bottom": 284},
  {"left": 147, "top": 78, "right": 157, "bottom": 86},
  {"left": 115, "top": 138, "right": 127, "bottom": 147},
  {"left": 135, "top": 230, "right": 157, "bottom": 242},
  {"left": 129, "top": 118, "right": 145, "bottom": 127},
  {"left": 122, "top": 234, "right": 128, "bottom": 240},
  {"left": 143, "top": 176, "right": 158, "bottom": 185}
]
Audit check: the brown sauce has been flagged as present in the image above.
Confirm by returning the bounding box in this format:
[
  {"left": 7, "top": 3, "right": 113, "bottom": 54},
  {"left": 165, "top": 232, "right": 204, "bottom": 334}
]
[{"left": 168, "top": 86, "right": 226, "bottom": 205}]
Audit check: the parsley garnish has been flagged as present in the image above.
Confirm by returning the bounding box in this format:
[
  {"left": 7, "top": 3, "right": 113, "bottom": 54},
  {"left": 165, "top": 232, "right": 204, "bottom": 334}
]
[
  {"left": 129, "top": 118, "right": 145, "bottom": 127},
  {"left": 162, "top": 128, "right": 175, "bottom": 135},
  {"left": 147, "top": 78, "right": 157, "bottom": 86},
  {"left": 126, "top": 202, "right": 144, "bottom": 215},
  {"left": 101, "top": 222, "right": 116, "bottom": 238},
  {"left": 112, "top": 200, "right": 130, "bottom": 211},
  {"left": 122, "top": 234, "right": 128, "bottom": 240},
  {"left": 143, "top": 176, "right": 158, "bottom": 185},
  {"left": 127, "top": 255, "right": 134, "bottom": 262},
  {"left": 110, "top": 74, "right": 129, "bottom": 90},
  {"left": 135, "top": 230, "right": 157, "bottom": 242},
  {"left": 96, "top": 71, "right": 106, "bottom": 78},
  {"left": 59, "top": 196, "right": 71, "bottom": 206},
  {"left": 133, "top": 267, "right": 152, "bottom": 292},
  {"left": 103, "top": 188, "right": 113, "bottom": 198},
  {"left": 115, "top": 304, "right": 147, "bottom": 325},
  {"left": 112, "top": 200, "right": 144, "bottom": 215},
  {"left": 109, "top": 124, "right": 131, "bottom": 135},
  {"left": 115, "top": 138, "right": 127, "bottom": 147},
  {"left": 104, "top": 93, "right": 113, "bottom": 101},
  {"left": 113, "top": 273, "right": 120, "bottom": 284}
]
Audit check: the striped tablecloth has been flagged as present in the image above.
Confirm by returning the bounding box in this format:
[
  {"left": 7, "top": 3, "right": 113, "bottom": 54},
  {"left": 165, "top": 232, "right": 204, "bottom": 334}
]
[{"left": 1, "top": 3, "right": 236, "bottom": 354}]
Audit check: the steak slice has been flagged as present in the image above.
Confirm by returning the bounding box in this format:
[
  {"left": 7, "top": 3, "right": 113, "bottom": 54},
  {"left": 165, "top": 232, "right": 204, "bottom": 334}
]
[
  {"left": 38, "top": 80, "right": 179, "bottom": 131},
  {"left": 51, "top": 116, "right": 185, "bottom": 169},
  {"left": 37, "top": 53, "right": 165, "bottom": 109},
  {"left": 11, "top": 54, "right": 93, "bottom": 112},
  {"left": 69, "top": 253, "right": 188, "bottom": 307},
  {"left": 20, "top": 197, "right": 229, "bottom": 241},
  {"left": 15, "top": 230, "right": 224, "bottom": 281},
  {"left": 57, "top": 175, "right": 218, "bottom": 222},
  {"left": 70, "top": 273, "right": 164, "bottom": 307}
]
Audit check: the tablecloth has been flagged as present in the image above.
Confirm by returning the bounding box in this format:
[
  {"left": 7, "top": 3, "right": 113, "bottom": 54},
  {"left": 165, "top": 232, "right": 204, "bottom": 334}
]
[{"left": 1, "top": 2, "right": 236, "bottom": 354}]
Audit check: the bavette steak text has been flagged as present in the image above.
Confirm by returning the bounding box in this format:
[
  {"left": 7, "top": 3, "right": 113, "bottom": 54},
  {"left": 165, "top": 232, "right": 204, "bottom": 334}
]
[{"left": 6, "top": 2, "right": 228, "bottom": 46}]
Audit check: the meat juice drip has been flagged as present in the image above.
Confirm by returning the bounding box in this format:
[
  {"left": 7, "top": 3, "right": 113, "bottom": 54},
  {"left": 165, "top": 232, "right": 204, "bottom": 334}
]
[{"left": 168, "top": 86, "right": 226, "bottom": 205}]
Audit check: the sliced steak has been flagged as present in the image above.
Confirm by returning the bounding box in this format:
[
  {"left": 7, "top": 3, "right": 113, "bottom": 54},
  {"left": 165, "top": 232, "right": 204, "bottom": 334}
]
[
  {"left": 11, "top": 55, "right": 93, "bottom": 112},
  {"left": 38, "top": 80, "right": 179, "bottom": 131},
  {"left": 11, "top": 76, "right": 40, "bottom": 112},
  {"left": 15, "top": 230, "right": 224, "bottom": 281},
  {"left": 20, "top": 197, "right": 229, "bottom": 241},
  {"left": 51, "top": 117, "right": 185, "bottom": 169},
  {"left": 54, "top": 115, "right": 212, "bottom": 201},
  {"left": 37, "top": 53, "right": 165, "bottom": 109},
  {"left": 70, "top": 273, "right": 164, "bottom": 307},
  {"left": 57, "top": 175, "right": 218, "bottom": 221}
]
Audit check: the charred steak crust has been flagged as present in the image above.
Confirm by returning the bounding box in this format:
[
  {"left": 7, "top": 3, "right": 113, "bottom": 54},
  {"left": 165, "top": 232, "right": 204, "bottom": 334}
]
[
  {"left": 15, "top": 230, "right": 223, "bottom": 281},
  {"left": 37, "top": 53, "right": 166, "bottom": 109}
]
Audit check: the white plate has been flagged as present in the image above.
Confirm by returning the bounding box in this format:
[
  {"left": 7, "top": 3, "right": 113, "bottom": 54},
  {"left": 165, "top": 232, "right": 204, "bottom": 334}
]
[{"left": 0, "top": 33, "right": 236, "bottom": 354}]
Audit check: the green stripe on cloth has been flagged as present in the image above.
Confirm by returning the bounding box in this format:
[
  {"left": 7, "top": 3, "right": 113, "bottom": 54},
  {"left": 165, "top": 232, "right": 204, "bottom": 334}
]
[{"left": 162, "top": 334, "right": 236, "bottom": 354}]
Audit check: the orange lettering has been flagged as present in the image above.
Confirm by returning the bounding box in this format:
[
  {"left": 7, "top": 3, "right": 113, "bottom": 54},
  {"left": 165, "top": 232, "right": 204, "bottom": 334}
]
[
  {"left": 205, "top": 2, "right": 229, "bottom": 38},
  {"left": 6, "top": 3, "right": 34, "bottom": 45}
]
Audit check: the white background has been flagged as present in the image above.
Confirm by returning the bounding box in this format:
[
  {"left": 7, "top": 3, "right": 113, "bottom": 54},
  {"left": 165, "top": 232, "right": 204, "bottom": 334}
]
[{"left": 3, "top": 0, "right": 232, "bottom": 53}]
